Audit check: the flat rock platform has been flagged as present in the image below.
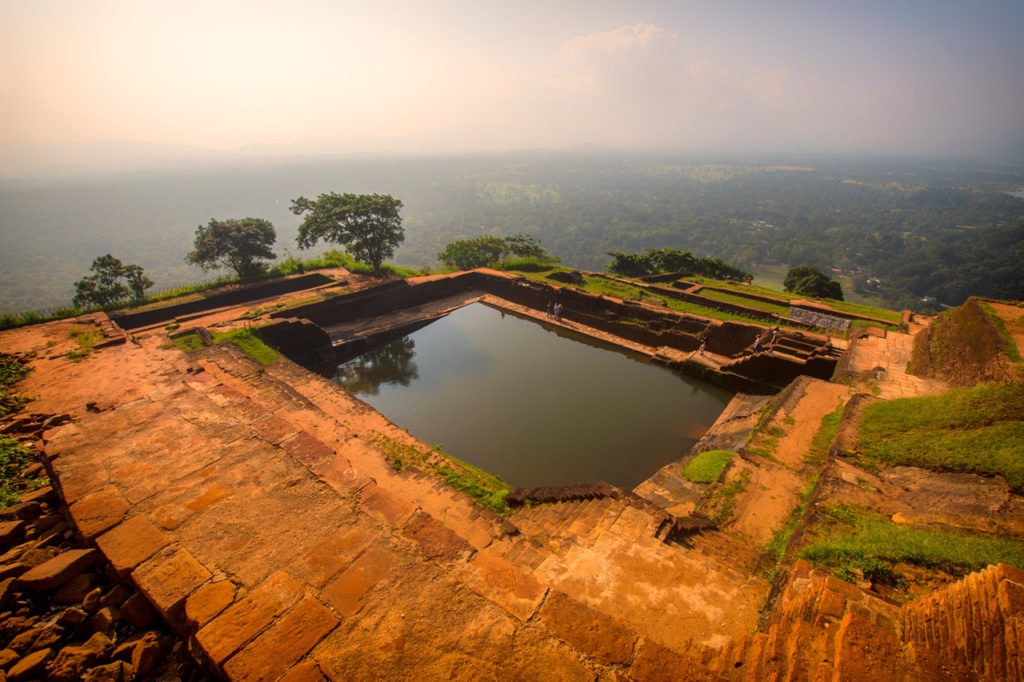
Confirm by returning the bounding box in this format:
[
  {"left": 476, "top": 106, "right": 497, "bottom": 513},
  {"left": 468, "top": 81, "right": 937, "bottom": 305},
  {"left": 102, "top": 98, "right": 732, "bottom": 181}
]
[{"left": 4, "top": 316, "right": 762, "bottom": 680}]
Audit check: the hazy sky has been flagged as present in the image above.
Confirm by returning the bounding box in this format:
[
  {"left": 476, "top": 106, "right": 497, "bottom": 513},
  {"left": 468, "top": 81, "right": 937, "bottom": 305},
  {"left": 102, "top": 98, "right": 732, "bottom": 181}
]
[{"left": 2, "top": 0, "right": 1022, "bottom": 156}]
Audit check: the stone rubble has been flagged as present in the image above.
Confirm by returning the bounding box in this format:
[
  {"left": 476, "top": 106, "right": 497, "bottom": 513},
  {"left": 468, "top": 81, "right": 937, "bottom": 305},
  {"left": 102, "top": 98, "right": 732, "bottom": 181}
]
[{"left": 0, "top": 425, "right": 209, "bottom": 681}]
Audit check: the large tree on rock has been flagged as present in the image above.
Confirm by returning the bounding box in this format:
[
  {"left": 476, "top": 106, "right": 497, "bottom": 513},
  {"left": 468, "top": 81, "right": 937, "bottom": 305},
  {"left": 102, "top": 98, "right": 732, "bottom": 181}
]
[
  {"left": 290, "top": 193, "right": 404, "bottom": 276},
  {"left": 186, "top": 218, "right": 277, "bottom": 280}
]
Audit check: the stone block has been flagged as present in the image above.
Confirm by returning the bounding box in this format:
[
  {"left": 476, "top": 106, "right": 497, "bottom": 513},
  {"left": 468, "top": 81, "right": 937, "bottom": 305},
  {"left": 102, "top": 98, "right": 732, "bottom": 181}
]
[
  {"left": 251, "top": 415, "right": 299, "bottom": 445},
  {"left": 359, "top": 482, "right": 417, "bottom": 527},
  {"left": 68, "top": 487, "right": 129, "bottom": 540},
  {"left": 456, "top": 550, "right": 546, "bottom": 621},
  {"left": 16, "top": 548, "right": 98, "bottom": 590},
  {"left": 132, "top": 547, "right": 212, "bottom": 629},
  {"left": 280, "top": 431, "right": 335, "bottom": 467},
  {"left": 322, "top": 543, "right": 396, "bottom": 617},
  {"left": 400, "top": 510, "right": 474, "bottom": 564},
  {"left": 195, "top": 571, "right": 304, "bottom": 665},
  {"left": 120, "top": 592, "right": 156, "bottom": 630},
  {"left": 7, "top": 647, "right": 53, "bottom": 681},
  {"left": 184, "top": 580, "right": 236, "bottom": 631},
  {"left": 538, "top": 591, "right": 637, "bottom": 666},
  {"left": 278, "top": 660, "right": 328, "bottom": 682},
  {"left": 95, "top": 515, "right": 170, "bottom": 578},
  {"left": 289, "top": 525, "right": 374, "bottom": 589},
  {"left": 223, "top": 596, "right": 339, "bottom": 681}
]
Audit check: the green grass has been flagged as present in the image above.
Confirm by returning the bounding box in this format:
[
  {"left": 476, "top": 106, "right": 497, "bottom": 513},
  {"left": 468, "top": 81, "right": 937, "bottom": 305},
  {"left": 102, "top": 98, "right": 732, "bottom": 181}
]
[
  {"left": 0, "top": 436, "right": 33, "bottom": 508},
  {"left": 169, "top": 332, "right": 206, "bottom": 353},
  {"left": 67, "top": 327, "right": 100, "bottom": 362},
  {"left": 695, "top": 288, "right": 791, "bottom": 316},
  {"left": 806, "top": 399, "right": 844, "bottom": 466},
  {"left": 0, "top": 355, "right": 31, "bottom": 420},
  {"left": 800, "top": 506, "right": 1024, "bottom": 581},
  {"left": 373, "top": 435, "right": 511, "bottom": 514},
  {"left": 700, "top": 469, "right": 751, "bottom": 525},
  {"left": 855, "top": 382, "right": 1024, "bottom": 492},
  {"left": 211, "top": 328, "right": 281, "bottom": 365},
  {"left": 437, "top": 453, "right": 511, "bottom": 514},
  {"left": 682, "top": 450, "right": 734, "bottom": 483},
  {"left": 822, "top": 299, "right": 902, "bottom": 323}
]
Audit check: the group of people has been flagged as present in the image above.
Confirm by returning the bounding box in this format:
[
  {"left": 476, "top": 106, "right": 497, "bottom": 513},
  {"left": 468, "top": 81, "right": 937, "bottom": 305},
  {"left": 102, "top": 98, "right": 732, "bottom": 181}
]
[
  {"left": 753, "top": 326, "right": 781, "bottom": 353},
  {"left": 546, "top": 300, "right": 564, "bottom": 321}
]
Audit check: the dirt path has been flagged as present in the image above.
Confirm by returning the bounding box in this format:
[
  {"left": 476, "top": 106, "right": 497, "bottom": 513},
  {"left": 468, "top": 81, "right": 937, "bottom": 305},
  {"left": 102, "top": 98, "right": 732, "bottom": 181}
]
[{"left": 727, "top": 378, "right": 851, "bottom": 546}]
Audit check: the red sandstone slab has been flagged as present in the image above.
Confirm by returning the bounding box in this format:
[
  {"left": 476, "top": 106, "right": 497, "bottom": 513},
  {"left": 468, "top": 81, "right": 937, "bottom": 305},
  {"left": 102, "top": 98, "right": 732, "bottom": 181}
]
[
  {"left": 223, "top": 595, "right": 339, "bottom": 681},
  {"left": 538, "top": 591, "right": 637, "bottom": 666},
  {"left": 280, "top": 430, "right": 335, "bottom": 466},
  {"left": 251, "top": 415, "right": 300, "bottom": 445},
  {"left": 185, "top": 580, "right": 236, "bottom": 630},
  {"left": 457, "top": 549, "right": 547, "bottom": 622},
  {"left": 68, "top": 486, "right": 130, "bottom": 540},
  {"left": 360, "top": 482, "right": 417, "bottom": 527},
  {"left": 630, "top": 638, "right": 725, "bottom": 681},
  {"left": 289, "top": 525, "right": 375, "bottom": 589},
  {"left": 400, "top": 510, "right": 475, "bottom": 564},
  {"left": 17, "top": 548, "right": 98, "bottom": 590},
  {"left": 132, "top": 547, "right": 212, "bottom": 628},
  {"left": 278, "top": 660, "right": 328, "bottom": 682},
  {"left": 311, "top": 455, "right": 371, "bottom": 495},
  {"left": 195, "top": 571, "right": 305, "bottom": 665},
  {"left": 56, "top": 463, "right": 112, "bottom": 505},
  {"left": 95, "top": 515, "right": 170, "bottom": 578},
  {"left": 322, "top": 542, "right": 397, "bottom": 617}
]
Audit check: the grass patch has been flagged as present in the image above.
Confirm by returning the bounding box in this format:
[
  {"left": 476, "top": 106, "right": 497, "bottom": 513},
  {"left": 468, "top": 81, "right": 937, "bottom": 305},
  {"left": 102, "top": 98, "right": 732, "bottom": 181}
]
[
  {"left": 700, "top": 469, "right": 751, "bottom": 525},
  {"left": 0, "top": 436, "right": 33, "bottom": 508},
  {"left": 211, "top": 328, "right": 280, "bottom": 365},
  {"left": 170, "top": 332, "right": 206, "bottom": 353},
  {"left": 696, "top": 288, "right": 791, "bottom": 316},
  {"left": 373, "top": 435, "right": 511, "bottom": 514},
  {"left": 763, "top": 474, "right": 820, "bottom": 581},
  {"left": 0, "top": 355, "right": 31, "bottom": 419},
  {"left": 682, "top": 450, "right": 734, "bottom": 484},
  {"left": 855, "top": 382, "right": 1024, "bottom": 492},
  {"left": 821, "top": 299, "right": 902, "bottom": 323},
  {"left": 806, "top": 399, "right": 845, "bottom": 466},
  {"left": 67, "top": 327, "right": 101, "bottom": 362},
  {"left": 800, "top": 505, "right": 1024, "bottom": 581}
]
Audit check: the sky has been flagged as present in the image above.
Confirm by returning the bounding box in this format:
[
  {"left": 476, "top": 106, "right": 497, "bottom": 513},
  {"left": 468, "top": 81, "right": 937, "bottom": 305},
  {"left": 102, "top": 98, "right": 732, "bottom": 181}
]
[{"left": 1, "top": 0, "right": 1023, "bottom": 159}]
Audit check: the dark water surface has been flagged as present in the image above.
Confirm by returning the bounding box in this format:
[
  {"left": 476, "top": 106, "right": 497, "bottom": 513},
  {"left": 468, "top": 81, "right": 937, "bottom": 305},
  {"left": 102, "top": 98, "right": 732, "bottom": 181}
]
[{"left": 330, "top": 303, "right": 732, "bottom": 490}]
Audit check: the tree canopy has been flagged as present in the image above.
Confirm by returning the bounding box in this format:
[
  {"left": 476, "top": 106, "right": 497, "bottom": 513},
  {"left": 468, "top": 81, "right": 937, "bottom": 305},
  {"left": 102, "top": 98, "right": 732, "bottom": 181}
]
[
  {"left": 783, "top": 265, "right": 844, "bottom": 300},
  {"left": 185, "top": 218, "right": 277, "bottom": 280},
  {"left": 606, "top": 248, "right": 751, "bottom": 280},
  {"left": 73, "top": 255, "right": 153, "bottom": 308},
  {"left": 437, "top": 234, "right": 555, "bottom": 270},
  {"left": 291, "top": 193, "right": 404, "bottom": 276}
]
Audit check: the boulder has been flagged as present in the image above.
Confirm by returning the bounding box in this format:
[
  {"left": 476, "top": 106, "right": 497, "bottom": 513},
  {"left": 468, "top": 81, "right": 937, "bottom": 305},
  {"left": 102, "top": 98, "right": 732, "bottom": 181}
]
[{"left": 8, "top": 646, "right": 53, "bottom": 681}]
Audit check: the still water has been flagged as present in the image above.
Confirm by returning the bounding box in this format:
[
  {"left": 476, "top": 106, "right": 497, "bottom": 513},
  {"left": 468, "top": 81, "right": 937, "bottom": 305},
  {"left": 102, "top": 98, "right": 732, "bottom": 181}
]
[{"left": 331, "top": 303, "right": 732, "bottom": 490}]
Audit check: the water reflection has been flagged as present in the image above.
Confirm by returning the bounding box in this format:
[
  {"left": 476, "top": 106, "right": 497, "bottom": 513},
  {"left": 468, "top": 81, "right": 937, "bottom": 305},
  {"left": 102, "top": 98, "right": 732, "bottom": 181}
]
[
  {"left": 329, "top": 303, "right": 732, "bottom": 489},
  {"left": 333, "top": 337, "right": 419, "bottom": 395}
]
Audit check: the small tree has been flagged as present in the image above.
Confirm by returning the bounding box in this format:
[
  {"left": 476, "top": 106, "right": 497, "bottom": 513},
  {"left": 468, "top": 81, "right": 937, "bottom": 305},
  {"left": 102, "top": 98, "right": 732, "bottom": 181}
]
[
  {"left": 186, "top": 218, "right": 277, "bottom": 280},
  {"left": 73, "top": 254, "right": 153, "bottom": 308},
  {"left": 291, "top": 193, "right": 404, "bottom": 276},
  {"left": 783, "top": 265, "right": 844, "bottom": 300}
]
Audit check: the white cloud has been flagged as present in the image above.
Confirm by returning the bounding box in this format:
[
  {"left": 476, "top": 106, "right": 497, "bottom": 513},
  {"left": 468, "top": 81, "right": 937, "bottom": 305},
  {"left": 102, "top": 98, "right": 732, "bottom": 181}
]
[{"left": 557, "top": 22, "right": 677, "bottom": 61}]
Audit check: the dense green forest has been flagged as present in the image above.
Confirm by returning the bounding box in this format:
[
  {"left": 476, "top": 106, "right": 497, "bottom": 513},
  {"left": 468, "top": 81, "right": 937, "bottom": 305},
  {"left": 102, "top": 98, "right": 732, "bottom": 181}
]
[{"left": 1, "top": 152, "right": 1022, "bottom": 314}]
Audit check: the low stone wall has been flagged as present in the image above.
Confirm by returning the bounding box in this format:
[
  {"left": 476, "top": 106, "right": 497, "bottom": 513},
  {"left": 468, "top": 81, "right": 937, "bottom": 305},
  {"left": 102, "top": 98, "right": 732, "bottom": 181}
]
[{"left": 112, "top": 273, "right": 334, "bottom": 330}]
